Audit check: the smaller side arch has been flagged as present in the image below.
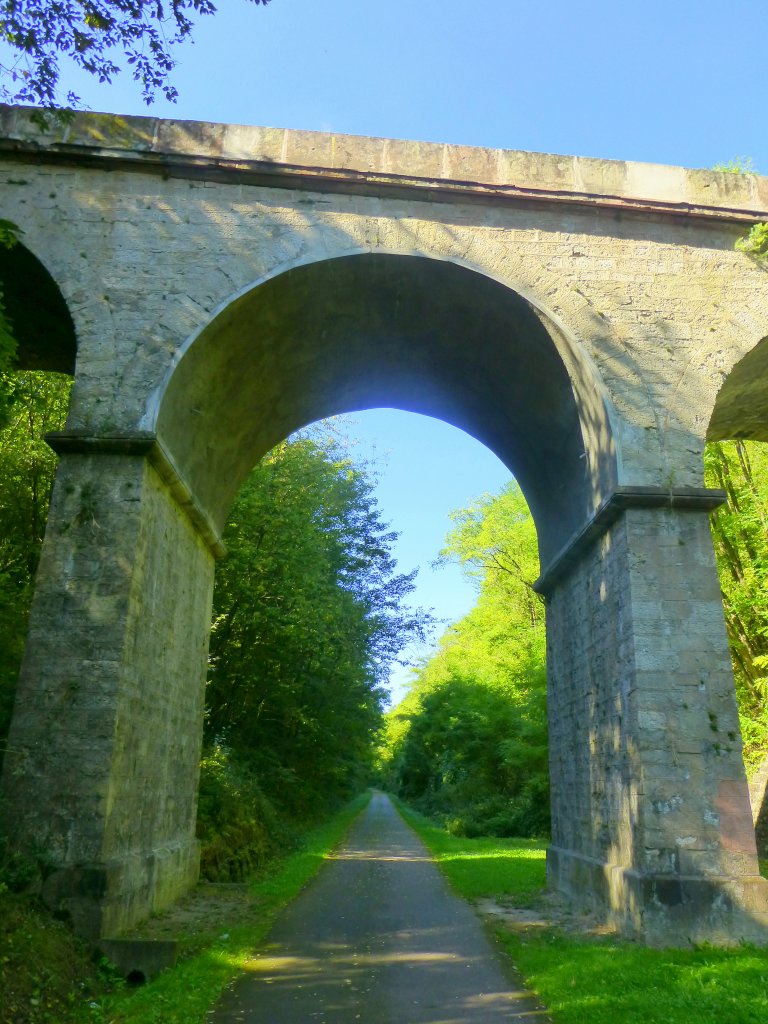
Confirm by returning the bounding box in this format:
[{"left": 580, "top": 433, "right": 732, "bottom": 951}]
[
  {"left": 708, "top": 335, "right": 768, "bottom": 442},
  {"left": 0, "top": 240, "right": 77, "bottom": 374}
]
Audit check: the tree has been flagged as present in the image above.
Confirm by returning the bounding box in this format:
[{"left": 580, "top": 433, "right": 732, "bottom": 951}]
[
  {"left": 0, "top": 1, "right": 269, "bottom": 111},
  {"left": 435, "top": 481, "right": 543, "bottom": 634},
  {"left": 383, "top": 482, "right": 549, "bottom": 837},
  {"left": 0, "top": 370, "right": 72, "bottom": 763},
  {"left": 705, "top": 439, "right": 768, "bottom": 769},
  {"left": 0, "top": 219, "right": 20, "bottom": 427},
  {"left": 205, "top": 430, "right": 431, "bottom": 818}
]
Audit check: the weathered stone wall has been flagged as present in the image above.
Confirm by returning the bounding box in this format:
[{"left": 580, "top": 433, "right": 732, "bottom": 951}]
[
  {"left": 99, "top": 458, "right": 214, "bottom": 935},
  {"left": 1, "top": 449, "right": 214, "bottom": 938},
  {"left": 547, "top": 514, "right": 638, "bottom": 910},
  {"left": 0, "top": 105, "right": 765, "bottom": 507},
  {"left": 547, "top": 505, "right": 768, "bottom": 943}
]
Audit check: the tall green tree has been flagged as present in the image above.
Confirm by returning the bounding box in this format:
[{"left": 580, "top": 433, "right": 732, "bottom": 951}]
[
  {"left": 205, "top": 431, "right": 430, "bottom": 818},
  {"left": 384, "top": 482, "right": 549, "bottom": 837},
  {"left": 0, "top": 371, "right": 72, "bottom": 760},
  {"left": 705, "top": 439, "right": 768, "bottom": 769}
]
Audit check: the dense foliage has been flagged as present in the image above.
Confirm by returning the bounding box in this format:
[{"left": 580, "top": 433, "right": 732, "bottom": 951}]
[
  {"left": 199, "top": 432, "right": 430, "bottom": 875},
  {"left": 382, "top": 482, "right": 550, "bottom": 838},
  {"left": 0, "top": 370, "right": 71, "bottom": 759},
  {"left": 705, "top": 439, "right": 768, "bottom": 769},
  {"left": 1, "top": 893, "right": 105, "bottom": 1024},
  {"left": 0, "top": 0, "right": 269, "bottom": 110},
  {"left": 737, "top": 222, "right": 768, "bottom": 262}
]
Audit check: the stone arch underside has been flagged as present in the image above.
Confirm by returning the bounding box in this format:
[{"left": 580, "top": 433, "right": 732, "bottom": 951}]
[
  {"left": 0, "top": 240, "right": 77, "bottom": 373},
  {"left": 708, "top": 335, "right": 768, "bottom": 442},
  {"left": 149, "top": 253, "right": 768, "bottom": 946},
  {"left": 154, "top": 253, "right": 615, "bottom": 568}
]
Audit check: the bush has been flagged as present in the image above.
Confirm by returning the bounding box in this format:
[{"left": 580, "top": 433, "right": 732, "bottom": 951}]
[
  {"left": 736, "top": 221, "right": 768, "bottom": 261},
  {"left": 428, "top": 784, "right": 550, "bottom": 840},
  {"left": 0, "top": 838, "right": 39, "bottom": 894},
  {"left": 196, "top": 743, "right": 298, "bottom": 882},
  {"left": 388, "top": 671, "right": 550, "bottom": 841}
]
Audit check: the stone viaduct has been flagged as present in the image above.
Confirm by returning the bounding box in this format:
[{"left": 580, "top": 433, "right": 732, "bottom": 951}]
[{"left": 0, "top": 104, "right": 767, "bottom": 946}]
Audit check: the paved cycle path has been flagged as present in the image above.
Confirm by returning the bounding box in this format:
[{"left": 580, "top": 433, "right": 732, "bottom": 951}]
[{"left": 207, "top": 791, "right": 549, "bottom": 1023}]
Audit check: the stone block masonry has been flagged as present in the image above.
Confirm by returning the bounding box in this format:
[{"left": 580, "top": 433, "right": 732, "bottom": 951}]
[
  {"left": 547, "top": 503, "right": 768, "bottom": 943},
  {"left": 0, "top": 104, "right": 767, "bottom": 943},
  {"left": 2, "top": 444, "right": 215, "bottom": 937}
]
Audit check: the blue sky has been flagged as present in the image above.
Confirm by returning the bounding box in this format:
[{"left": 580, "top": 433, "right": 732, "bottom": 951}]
[
  {"left": 35, "top": 0, "right": 767, "bottom": 170},
  {"left": 5, "top": 0, "right": 766, "bottom": 700}
]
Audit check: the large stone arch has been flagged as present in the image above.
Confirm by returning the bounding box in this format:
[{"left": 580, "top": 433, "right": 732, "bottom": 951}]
[
  {"left": 0, "top": 105, "right": 767, "bottom": 946},
  {"left": 4, "top": 248, "right": 765, "bottom": 947},
  {"left": 150, "top": 252, "right": 616, "bottom": 566}
]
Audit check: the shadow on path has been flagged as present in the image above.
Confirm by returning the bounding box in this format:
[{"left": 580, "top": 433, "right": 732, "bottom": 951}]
[{"left": 207, "top": 792, "right": 550, "bottom": 1023}]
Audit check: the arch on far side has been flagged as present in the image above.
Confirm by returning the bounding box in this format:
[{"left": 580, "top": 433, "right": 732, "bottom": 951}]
[
  {"left": 706, "top": 332, "right": 768, "bottom": 855},
  {"left": 708, "top": 335, "right": 768, "bottom": 442},
  {"left": 0, "top": 240, "right": 77, "bottom": 374},
  {"left": 153, "top": 253, "right": 617, "bottom": 566}
]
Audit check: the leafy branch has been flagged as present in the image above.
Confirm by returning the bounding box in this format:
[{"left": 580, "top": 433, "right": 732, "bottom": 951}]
[
  {"left": 736, "top": 222, "right": 768, "bottom": 262},
  {"left": 712, "top": 158, "right": 768, "bottom": 265},
  {"left": 0, "top": 1, "right": 269, "bottom": 111}
]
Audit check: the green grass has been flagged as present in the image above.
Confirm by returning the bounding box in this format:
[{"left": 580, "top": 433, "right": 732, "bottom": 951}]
[
  {"left": 395, "top": 800, "right": 546, "bottom": 901},
  {"left": 395, "top": 798, "right": 768, "bottom": 1024},
  {"left": 80, "top": 792, "right": 371, "bottom": 1024}
]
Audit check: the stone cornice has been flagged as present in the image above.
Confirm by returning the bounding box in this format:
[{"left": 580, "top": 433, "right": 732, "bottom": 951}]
[
  {"left": 45, "top": 430, "right": 226, "bottom": 560},
  {"left": 1, "top": 104, "right": 766, "bottom": 224},
  {"left": 535, "top": 486, "right": 727, "bottom": 596}
]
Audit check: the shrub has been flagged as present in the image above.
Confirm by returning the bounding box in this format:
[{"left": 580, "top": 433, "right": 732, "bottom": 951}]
[
  {"left": 736, "top": 222, "right": 768, "bottom": 261},
  {"left": 196, "top": 743, "right": 298, "bottom": 882}
]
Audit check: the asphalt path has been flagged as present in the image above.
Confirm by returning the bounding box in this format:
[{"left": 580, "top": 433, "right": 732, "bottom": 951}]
[{"left": 207, "top": 791, "right": 549, "bottom": 1023}]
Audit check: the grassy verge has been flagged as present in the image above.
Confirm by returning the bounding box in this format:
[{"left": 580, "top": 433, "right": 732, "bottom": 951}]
[
  {"left": 395, "top": 800, "right": 546, "bottom": 901},
  {"left": 1, "top": 891, "right": 106, "bottom": 1023},
  {"left": 395, "top": 799, "right": 768, "bottom": 1024},
  {"left": 86, "top": 791, "right": 370, "bottom": 1024}
]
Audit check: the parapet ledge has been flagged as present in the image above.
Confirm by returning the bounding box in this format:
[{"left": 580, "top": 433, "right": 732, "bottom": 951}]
[{"left": 1, "top": 104, "right": 767, "bottom": 221}]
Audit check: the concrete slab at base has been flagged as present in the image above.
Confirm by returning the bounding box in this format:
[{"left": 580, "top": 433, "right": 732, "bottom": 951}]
[
  {"left": 548, "top": 846, "right": 768, "bottom": 945},
  {"left": 98, "top": 938, "right": 178, "bottom": 981}
]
